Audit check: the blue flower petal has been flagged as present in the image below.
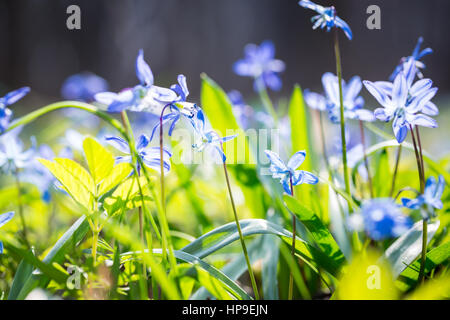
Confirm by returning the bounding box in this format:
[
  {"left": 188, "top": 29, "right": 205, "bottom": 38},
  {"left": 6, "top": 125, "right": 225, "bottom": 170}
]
[
  {"left": 0, "top": 211, "right": 14, "bottom": 228},
  {"left": 105, "top": 136, "right": 130, "bottom": 154},
  {"left": 135, "top": 49, "right": 154, "bottom": 87},
  {"left": 3, "top": 87, "right": 30, "bottom": 106}
]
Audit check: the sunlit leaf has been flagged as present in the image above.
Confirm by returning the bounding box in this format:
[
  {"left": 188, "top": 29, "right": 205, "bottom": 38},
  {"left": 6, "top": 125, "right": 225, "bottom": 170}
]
[{"left": 83, "top": 137, "right": 115, "bottom": 185}]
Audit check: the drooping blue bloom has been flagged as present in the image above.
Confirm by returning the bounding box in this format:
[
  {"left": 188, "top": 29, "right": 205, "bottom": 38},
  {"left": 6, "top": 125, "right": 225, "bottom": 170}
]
[
  {"left": 22, "top": 144, "right": 73, "bottom": 202},
  {"left": 310, "top": 73, "right": 374, "bottom": 123},
  {"left": 0, "top": 87, "right": 30, "bottom": 133},
  {"left": 0, "top": 211, "right": 14, "bottom": 254},
  {"left": 390, "top": 37, "right": 433, "bottom": 81},
  {"left": 348, "top": 199, "right": 413, "bottom": 240},
  {"left": 105, "top": 134, "right": 172, "bottom": 174},
  {"left": 298, "top": 0, "right": 352, "bottom": 40},
  {"left": 0, "top": 127, "right": 34, "bottom": 173},
  {"left": 264, "top": 150, "right": 318, "bottom": 195},
  {"left": 61, "top": 72, "right": 109, "bottom": 102},
  {"left": 95, "top": 50, "right": 180, "bottom": 114},
  {"left": 402, "top": 175, "right": 445, "bottom": 217},
  {"left": 303, "top": 89, "right": 327, "bottom": 111},
  {"left": 149, "top": 75, "right": 200, "bottom": 141},
  {"left": 233, "top": 40, "right": 285, "bottom": 92},
  {"left": 191, "top": 109, "right": 237, "bottom": 163},
  {"left": 364, "top": 59, "right": 438, "bottom": 143}
]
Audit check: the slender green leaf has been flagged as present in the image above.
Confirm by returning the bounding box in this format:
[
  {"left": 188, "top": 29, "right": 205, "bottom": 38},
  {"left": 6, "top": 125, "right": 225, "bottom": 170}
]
[
  {"left": 397, "top": 241, "right": 450, "bottom": 291},
  {"left": 283, "top": 195, "right": 345, "bottom": 266}
]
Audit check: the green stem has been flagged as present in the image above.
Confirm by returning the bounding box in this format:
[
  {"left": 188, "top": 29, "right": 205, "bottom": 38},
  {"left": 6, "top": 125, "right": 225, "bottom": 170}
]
[
  {"left": 6, "top": 101, "right": 127, "bottom": 137},
  {"left": 258, "top": 83, "right": 278, "bottom": 125},
  {"left": 92, "top": 227, "right": 99, "bottom": 265},
  {"left": 333, "top": 29, "right": 351, "bottom": 211},
  {"left": 14, "top": 168, "right": 30, "bottom": 248},
  {"left": 222, "top": 157, "right": 259, "bottom": 300},
  {"left": 415, "top": 127, "right": 427, "bottom": 284},
  {"left": 410, "top": 126, "right": 427, "bottom": 284},
  {"left": 288, "top": 174, "right": 296, "bottom": 300},
  {"left": 389, "top": 144, "right": 402, "bottom": 197}
]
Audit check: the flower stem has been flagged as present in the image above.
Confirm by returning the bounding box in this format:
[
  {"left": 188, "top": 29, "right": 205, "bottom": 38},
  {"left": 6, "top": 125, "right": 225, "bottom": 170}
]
[
  {"left": 14, "top": 168, "right": 30, "bottom": 248},
  {"left": 258, "top": 84, "right": 278, "bottom": 125},
  {"left": 288, "top": 174, "right": 296, "bottom": 300},
  {"left": 92, "top": 227, "right": 99, "bottom": 265},
  {"left": 415, "top": 127, "right": 427, "bottom": 284},
  {"left": 333, "top": 29, "right": 351, "bottom": 211},
  {"left": 409, "top": 125, "right": 427, "bottom": 284},
  {"left": 389, "top": 144, "right": 402, "bottom": 197},
  {"left": 359, "top": 121, "right": 374, "bottom": 198},
  {"left": 222, "top": 157, "right": 259, "bottom": 300}
]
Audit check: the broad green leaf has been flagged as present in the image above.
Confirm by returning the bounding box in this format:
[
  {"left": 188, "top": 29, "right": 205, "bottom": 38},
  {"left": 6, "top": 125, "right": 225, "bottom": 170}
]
[
  {"left": 13, "top": 216, "right": 90, "bottom": 300},
  {"left": 54, "top": 158, "right": 95, "bottom": 194},
  {"left": 3, "top": 240, "right": 68, "bottom": 285},
  {"left": 200, "top": 73, "right": 253, "bottom": 164},
  {"left": 181, "top": 218, "right": 341, "bottom": 276},
  {"left": 397, "top": 241, "right": 450, "bottom": 291},
  {"left": 289, "top": 85, "right": 311, "bottom": 172},
  {"left": 83, "top": 137, "right": 115, "bottom": 185},
  {"left": 103, "top": 176, "right": 151, "bottom": 215},
  {"left": 190, "top": 239, "right": 262, "bottom": 300},
  {"left": 384, "top": 220, "right": 440, "bottom": 278},
  {"left": 98, "top": 162, "right": 133, "bottom": 196},
  {"left": 283, "top": 195, "right": 345, "bottom": 267},
  {"left": 8, "top": 255, "right": 34, "bottom": 300},
  {"left": 38, "top": 158, "right": 92, "bottom": 210},
  {"left": 373, "top": 148, "right": 390, "bottom": 197},
  {"left": 288, "top": 85, "right": 315, "bottom": 208}
]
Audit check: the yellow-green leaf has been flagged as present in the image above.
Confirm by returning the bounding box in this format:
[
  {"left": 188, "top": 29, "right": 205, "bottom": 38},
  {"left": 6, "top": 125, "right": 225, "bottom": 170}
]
[
  {"left": 83, "top": 137, "right": 115, "bottom": 186},
  {"left": 38, "top": 158, "right": 92, "bottom": 210},
  {"left": 54, "top": 158, "right": 95, "bottom": 194},
  {"left": 98, "top": 162, "right": 133, "bottom": 196}
]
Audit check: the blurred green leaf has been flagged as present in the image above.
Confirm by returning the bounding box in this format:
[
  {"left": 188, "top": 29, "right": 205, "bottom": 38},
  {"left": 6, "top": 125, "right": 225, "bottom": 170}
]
[
  {"left": 384, "top": 220, "right": 440, "bottom": 278},
  {"left": 283, "top": 195, "right": 345, "bottom": 267},
  {"left": 12, "top": 216, "right": 90, "bottom": 300},
  {"left": 397, "top": 241, "right": 450, "bottom": 291}
]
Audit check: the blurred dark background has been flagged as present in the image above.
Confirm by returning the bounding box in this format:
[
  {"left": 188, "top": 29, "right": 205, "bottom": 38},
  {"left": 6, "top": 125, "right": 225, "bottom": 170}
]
[{"left": 1, "top": 0, "right": 450, "bottom": 108}]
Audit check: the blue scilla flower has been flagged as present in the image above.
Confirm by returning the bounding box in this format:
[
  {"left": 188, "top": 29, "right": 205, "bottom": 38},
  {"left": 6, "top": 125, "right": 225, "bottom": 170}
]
[
  {"left": 364, "top": 59, "right": 438, "bottom": 143},
  {"left": 0, "top": 127, "right": 34, "bottom": 173},
  {"left": 298, "top": 0, "right": 352, "bottom": 40},
  {"left": 105, "top": 134, "right": 172, "bottom": 174},
  {"left": 233, "top": 40, "right": 285, "bottom": 92},
  {"left": 61, "top": 72, "right": 109, "bottom": 102},
  {"left": 149, "top": 75, "right": 200, "bottom": 141},
  {"left": 0, "top": 87, "right": 30, "bottom": 133},
  {"left": 264, "top": 150, "right": 318, "bottom": 195},
  {"left": 303, "top": 89, "right": 327, "bottom": 112},
  {"left": 191, "top": 109, "right": 237, "bottom": 163},
  {"left": 95, "top": 50, "right": 179, "bottom": 114},
  {"left": 0, "top": 211, "right": 14, "bottom": 254},
  {"left": 402, "top": 175, "right": 445, "bottom": 218},
  {"left": 317, "top": 73, "right": 375, "bottom": 123},
  {"left": 390, "top": 37, "right": 432, "bottom": 82},
  {"left": 348, "top": 199, "right": 413, "bottom": 240}
]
